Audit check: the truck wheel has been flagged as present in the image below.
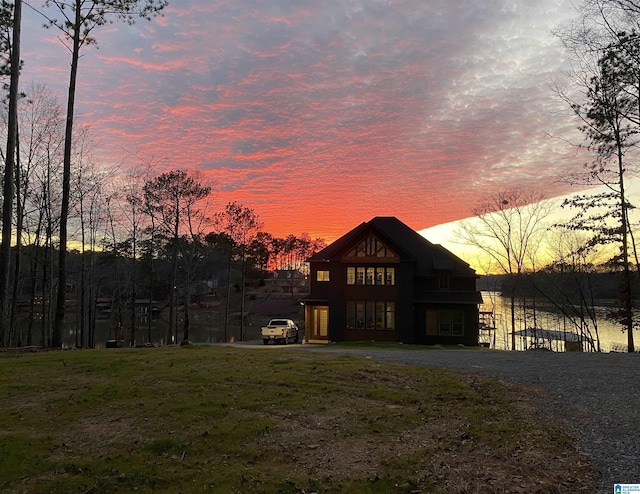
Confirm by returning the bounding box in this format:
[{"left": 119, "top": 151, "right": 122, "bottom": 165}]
[
  {"left": 263, "top": 339, "right": 269, "bottom": 345},
  {"left": 283, "top": 336, "right": 288, "bottom": 345}
]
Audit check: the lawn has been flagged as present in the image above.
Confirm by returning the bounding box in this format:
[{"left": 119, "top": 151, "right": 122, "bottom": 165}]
[{"left": 0, "top": 345, "right": 595, "bottom": 493}]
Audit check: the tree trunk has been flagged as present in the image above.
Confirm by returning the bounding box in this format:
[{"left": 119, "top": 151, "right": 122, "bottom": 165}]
[
  {"left": 53, "top": 0, "right": 81, "bottom": 348},
  {"left": 240, "top": 247, "right": 246, "bottom": 341},
  {"left": 168, "top": 245, "right": 177, "bottom": 344},
  {"left": 617, "top": 143, "right": 634, "bottom": 352},
  {"left": 224, "top": 251, "right": 232, "bottom": 342},
  {"left": 79, "top": 201, "right": 86, "bottom": 348},
  {"left": 130, "top": 231, "right": 137, "bottom": 347},
  {"left": 183, "top": 288, "right": 190, "bottom": 342},
  {"left": 510, "top": 287, "right": 516, "bottom": 351},
  {"left": 0, "top": 0, "right": 22, "bottom": 346},
  {"left": 147, "top": 221, "right": 155, "bottom": 344},
  {"left": 9, "top": 128, "right": 23, "bottom": 347}
]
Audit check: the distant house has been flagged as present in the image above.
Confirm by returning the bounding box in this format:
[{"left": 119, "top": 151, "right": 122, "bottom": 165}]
[
  {"left": 302, "top": 217, "right": 482, "bottom": 345},
  {"left": 264, "top": 269, "right": 308, "bottom": 294},
  {"left": 134, "top": 299, "right": 162, "bottom": 319}
]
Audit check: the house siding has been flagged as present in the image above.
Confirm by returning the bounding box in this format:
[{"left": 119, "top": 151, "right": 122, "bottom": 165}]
[{"left": 414, "top": 303, "right": 479, "bottom": 346}]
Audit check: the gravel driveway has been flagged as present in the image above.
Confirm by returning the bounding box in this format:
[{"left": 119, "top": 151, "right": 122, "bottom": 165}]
[{"left": 309, "top": 347, "right": 640, "bottom": 494}]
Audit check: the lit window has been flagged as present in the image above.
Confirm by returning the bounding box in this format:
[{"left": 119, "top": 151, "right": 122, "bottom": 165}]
[
  {"left": 366, "top": 267, "right": 375, "bottom": 285},
  {"left": 347, "top": 267, "right": 355, "bottom": 285},
  {"left": 386, "top": 302, "right": 395, "bottom": 330},
  {"left": 346, "top": 266, "right": 395, "bottom": 286},
  {"left": 317, "top": 270, "right": 330, "bottom": 281},
  {"left": 376, "top": 267, "right": 384, "bottom": 285},
  {"left": 346, "top": 234, "right": 398, "bottom": 258},
  {"left": 386, "top": 268, "right": 395, "bottom": 285},
  {"left": 356, "top": 267, "right": 365, "bottom": 285}
]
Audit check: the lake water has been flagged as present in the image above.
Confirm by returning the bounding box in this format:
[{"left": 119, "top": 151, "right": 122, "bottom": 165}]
[
  {"left": 480, "top": 291, "right": 636, "bottom": 352},
  {"left": 23, "top": 292, "right": 634, "bottom": 351}
]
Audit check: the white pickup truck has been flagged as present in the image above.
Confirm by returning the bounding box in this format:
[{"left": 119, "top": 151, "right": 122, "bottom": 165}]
[{"left": 261, "top": 318, "right": 299, "bottom": 345}]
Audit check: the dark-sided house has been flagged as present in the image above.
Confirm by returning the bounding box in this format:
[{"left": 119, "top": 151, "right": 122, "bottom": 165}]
[{"left": 302, "top": 217, "right": 482, "bottom": 345}]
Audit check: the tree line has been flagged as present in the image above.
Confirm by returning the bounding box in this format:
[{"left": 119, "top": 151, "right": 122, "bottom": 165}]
[{"left": 0, "top": 160, "right": 325, "bottom": 348}]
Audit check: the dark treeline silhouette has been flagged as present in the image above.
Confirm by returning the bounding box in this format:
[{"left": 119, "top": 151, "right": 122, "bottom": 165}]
[
  {"left": 0, "top": 199, "right": 325, "bottom": 348},
  {"left": 482, "top": 269, "right": 640, "bottom": 304}
]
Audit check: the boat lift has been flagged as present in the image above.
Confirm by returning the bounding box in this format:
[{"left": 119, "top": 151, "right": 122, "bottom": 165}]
[{"left": 479, "top": 310, "right": 496, "bottom": 348}]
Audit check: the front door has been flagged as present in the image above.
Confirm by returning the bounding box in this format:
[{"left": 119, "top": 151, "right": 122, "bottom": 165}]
[{"left": 310, "top": 306, "right": 329, "bottom": 341}]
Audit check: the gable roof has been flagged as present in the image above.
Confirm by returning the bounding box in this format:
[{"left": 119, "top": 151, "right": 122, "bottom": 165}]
[{"left": 309, "top": 216, "right": 475, "bottom": 277}]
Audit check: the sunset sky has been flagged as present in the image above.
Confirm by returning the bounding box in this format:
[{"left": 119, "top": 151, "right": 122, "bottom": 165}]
[{"left": 20, "top": 0, "right": 594, "bottom": 245}]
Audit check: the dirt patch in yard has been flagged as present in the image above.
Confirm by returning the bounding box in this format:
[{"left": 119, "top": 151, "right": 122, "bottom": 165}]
[{"left": 259, "top": 381, "right": 596, "bottom": 493}]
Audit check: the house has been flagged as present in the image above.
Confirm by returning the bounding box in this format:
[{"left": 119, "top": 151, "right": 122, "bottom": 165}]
[
  {"left": 302, "top": 217, "right": 482, "bottom": 345},
  {"left": 264, "top": 269, "right": 308, "bottom": 294}
]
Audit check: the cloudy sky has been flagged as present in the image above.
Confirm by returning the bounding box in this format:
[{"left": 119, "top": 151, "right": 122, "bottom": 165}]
[{"left": 21, "top": 0, "right": 586, "bottom": 242}]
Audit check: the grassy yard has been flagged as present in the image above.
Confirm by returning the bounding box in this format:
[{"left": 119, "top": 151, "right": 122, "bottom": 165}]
[{"left": 0, "top": 345, "right": 595, "bottom": 493}]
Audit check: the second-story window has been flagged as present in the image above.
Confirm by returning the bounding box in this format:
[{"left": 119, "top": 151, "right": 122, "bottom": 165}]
[
  {"left": 347, "top": 266, "right": 395, "bottom": 285},
  {"left": 317, "top": 270, "right": 330, "bottom": 281},
  {"left": 357, "top": 267, "right": 365, "bottom": 285},
  {"left": 386, "top": 268, "right": 395, "bottom": 285},
  {"left": 366, "top": 267, "right": 374, "bottom": 285}
]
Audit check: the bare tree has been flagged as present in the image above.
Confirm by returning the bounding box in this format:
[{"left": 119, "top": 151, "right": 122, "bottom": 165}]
[
  {"left": 531, "top": 227, "right": 608, "bottom": 351},
  {"left": 31, "top": 0, "right": 167, "bottom": 347},
  {"left": 69, "top": 131, "right": 113, "bottom": 347},
  {"left": 555, "top": 0, "right": 640, "bottom": 351},
  {"left": 7, "top": 82, "right": 62, "bottom": 346},
  {"left": 457, "top": 188, "right": 551, "bottom": 350},
  {"left": 112, "top": 164, "right": 151, "bottom": 346}
]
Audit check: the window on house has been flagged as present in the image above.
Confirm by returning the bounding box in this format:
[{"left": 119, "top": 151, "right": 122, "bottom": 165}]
[
  {"left": 317, "top": 270, "right": 330, "bottom": 281},
  {"left": 346, "top": 234, "right": 398, "bottom": 258},
  {"left": 436, "top": 310, "right": 464, "bottom": 336},
  {"left": 366, "top": 301, "right": 375, "bottom": 328},
  {"left": 357, "top": 267, "right": 365, "bottom": 285},
  {"left": 366, "top": 267, "right": 375, "bottom": 285},
  {"left": 346, "top": 301, "right": 355, "bottom": 328},
  {"left": 346, "top": 266, "right": 395, "bottom": 286},
  {"left": 346, "top": 300, "right": 396, "bottom": 330},
  {"left": 376, "top": 302, "right": 386, "bottom": 329},
  {"left": 439, "top": 274, "right": 450, "bottom": 290},
  {"left": 376, "top": 267, "right": 384, "bottom": 285},
  {"left": 386, "top": 302, "right": 395, "bottom": 330},
  {"left": 347, "top": 267, "right": 355, "bottom": 285},
  {"left": 356, "top": 301, "right": 365, "bottom": 328},
  {"left": 385, "top": 268, "right": 395, "bottom": 285},
  {"left": 451, "top": 311, "right": 464, "bottom": 335}
]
